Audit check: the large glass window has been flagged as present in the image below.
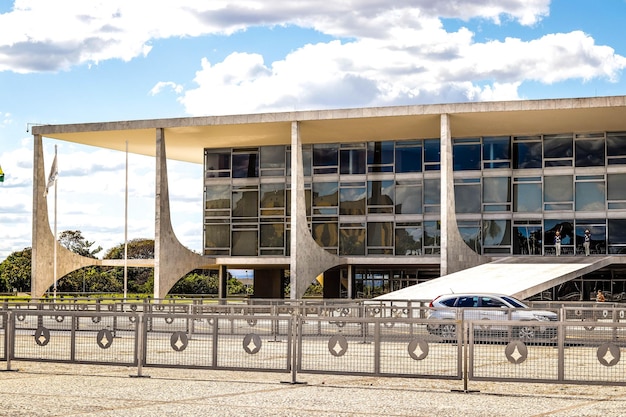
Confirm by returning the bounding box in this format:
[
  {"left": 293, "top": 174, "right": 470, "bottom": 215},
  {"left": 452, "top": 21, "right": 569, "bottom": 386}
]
[
  {"left": 204, "top": 224, "right": 230, "bottom": 255},
  {"left": 482, "top": 176, "right": 511, "bottom": 212},
  {"left": 423, "top": 221, "right": 440, "bottom": 254},
  {"left": 232, "top": 149, "right": 259, "bottom": 178},
  {"left": 575, "top": 175, "right": 605, "bottom": 211},
  {"left": 339, "top": 223, "right": 365, "bottom": 255},
  {"left": 608, "top": 219, "right": 626, "bottom": 254},
  {"left": 608, "top": 173, "right": 626, "bottom": 209},
  {"left": 312, "top": 182, "right": 338, "bottom": 215},
  {"left": 260, "top": 146, "right": 285, "bottom": 176},
  {"left": 205, "top": 149, "right": 231, "bottom": 178},
  {"left": 367, "top": 222, "right": 393, "bottom": 254},
  {"left": 367, "top": 180, "right": 394, "bottom": 213},
  {"left": 513, "top": 177, "right": 541, "bottom": 212},
  {"left": 395, "top": 141, "right": 422, "bottom": 173},
  {"left": 395, "top": 223, "right": 422, "bottom": 255},
  {"left": 575, "top": 221, "right": 606, "bottom": 255},
  {"left": 313, "top": 218, "right": 338, "bottom": 249},
  {"left": 453, "top": 138, "right": 481, "bottom": 171},
  {"left": 232, "top": 230, "right": 258, "bottom": 256},
  {"left": 395, "top": 181, "right": 422, "bottom": 214},
  {"left": 482, "top": 220, "right": 511, "bottom": 254},
  {"left": 575, "top": 133, "right": 605, "bottom": 167},
  {"left": 367, "top": 141, "right": 394, "bottom": 172},
  {"left": 340, "top": 144, "right": 366, "bottom": 175},
  {"left": 260, "top": 183, "right": 285, "bottom": 216},
  {"left": 205, "top": 185, "right": 231, "bottom": 217},
  {"left": 483, "top": 136, "right": 511, "bottom": 169},
  {"left": 543, "top": 134, "right": 573, "bottom": 167},
  {"left": 339, "top": 184, "right": 366, "bottom": 215},
  {"left": 544, "top": 220, "right": 574, "bottom": 255},
  {"left": 607, "top": 132, "right": 626, "bottom": 165},
  {"left": 513, "top": 221, "right": 542, "bottom": 255},
  {"left": 313, "top": 144, "right": 338, "bottom": 174},
  {"left": 454, "top": 178, "right": 481, "bottom": 214},
  {"left": 260, "top": 223, "right": 284, "bottom": 249},
  {"left": 458, "top": 220, "right": 481, "bottom": 254},
  {"left": 423, "top": 178, "right": 440, "bottom": 213},
  {"left": 544, "top": 175, "right": 573, "bottom": 211},
  {"left": 513, "top": 136, "right": 542, "bottom": 169},
  {"left": 424, "top": 139, "right": 440, "bottom": 171},
  {"left": 232, "top": 187, "right": 258, "bottom": 218}
]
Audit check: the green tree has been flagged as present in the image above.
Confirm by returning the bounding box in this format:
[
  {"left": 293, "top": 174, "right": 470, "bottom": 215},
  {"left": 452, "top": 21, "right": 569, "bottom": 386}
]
[
  {"left": 59, "top": 230, "right": 102, "bottom": 258},
  {"left": 0, "top": 247, "right": 32, "bottom": 293},
  {"left": 104, "top": 239, "right": 155, "bottom": 292}
]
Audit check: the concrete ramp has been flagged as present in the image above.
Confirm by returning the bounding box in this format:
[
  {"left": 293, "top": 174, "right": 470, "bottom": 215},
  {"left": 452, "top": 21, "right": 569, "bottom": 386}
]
[{"left": 376, "top": 256, "right": 619, "bottom": 302}]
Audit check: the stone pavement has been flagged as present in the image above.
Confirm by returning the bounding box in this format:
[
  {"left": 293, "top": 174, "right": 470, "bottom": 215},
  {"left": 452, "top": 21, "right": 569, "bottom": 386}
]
[{"left": 0, "top": 362, "right": 625, "bottom": 416}]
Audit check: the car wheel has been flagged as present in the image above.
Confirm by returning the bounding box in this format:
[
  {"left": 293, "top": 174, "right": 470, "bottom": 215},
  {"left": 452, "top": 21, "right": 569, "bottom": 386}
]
[
  {"left": 440, "top": 323, "right": 457, "bottom": 340},
  {"left": 514, "top": 325, "right": 536, "bottom": 341}
]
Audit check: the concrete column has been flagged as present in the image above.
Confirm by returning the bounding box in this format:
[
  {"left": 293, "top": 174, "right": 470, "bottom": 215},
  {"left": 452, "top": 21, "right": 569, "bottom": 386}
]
[
  {"left": 289, "top": 121, "right": 344, "bottom": 299},
  {"left": 218, "top": 265, "right": 228, "bottom": 299},
  {"left": 154, "top": 128, "right": 208, "bottom": 299},
  {"left": 439, "top": 114, "right": 489, "bottom": 276},
  {"left": 31, "top": 135, "right": 97, "bottom": 297}
]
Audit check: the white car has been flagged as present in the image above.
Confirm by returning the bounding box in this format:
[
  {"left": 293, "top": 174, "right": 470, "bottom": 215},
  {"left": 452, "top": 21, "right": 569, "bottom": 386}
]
[{"left": 426, "top": 293, "right": 558, "bottom": 341}]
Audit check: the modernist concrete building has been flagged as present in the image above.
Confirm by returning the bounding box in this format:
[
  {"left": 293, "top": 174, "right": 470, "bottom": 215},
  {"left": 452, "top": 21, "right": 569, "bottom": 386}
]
[{"left": 31, "top": 96, "right": 626, "bottom": 301}]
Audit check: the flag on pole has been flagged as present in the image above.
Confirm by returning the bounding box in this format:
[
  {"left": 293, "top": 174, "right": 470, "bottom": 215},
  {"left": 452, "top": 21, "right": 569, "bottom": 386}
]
[
  {"left": 0, "top": 165, "right": 4, "bottom": 182},
  {"left": 44, "top": 153, "right": 58, "bottom": 197}
]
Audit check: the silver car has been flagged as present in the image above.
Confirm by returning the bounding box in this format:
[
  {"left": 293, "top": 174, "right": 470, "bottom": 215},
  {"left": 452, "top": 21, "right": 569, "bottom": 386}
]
[{"left": 426, "top": 293, "right": 558, "bottom": 341}]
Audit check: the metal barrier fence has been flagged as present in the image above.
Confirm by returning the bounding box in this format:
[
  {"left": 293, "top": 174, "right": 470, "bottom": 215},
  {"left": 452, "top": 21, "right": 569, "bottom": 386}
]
[{"left": 2, "top": 302, "right": 626, "bottom": 387}]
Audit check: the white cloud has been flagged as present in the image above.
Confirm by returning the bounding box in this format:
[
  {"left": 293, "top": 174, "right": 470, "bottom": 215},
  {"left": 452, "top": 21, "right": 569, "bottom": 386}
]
[{"left": 149, "top": 81, "right": 184, "bottom": 96}]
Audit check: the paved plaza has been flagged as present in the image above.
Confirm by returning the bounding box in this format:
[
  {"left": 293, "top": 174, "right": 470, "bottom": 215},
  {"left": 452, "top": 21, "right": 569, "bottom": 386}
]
[{"left": 0, "top": 362, "right": 625, "bottom": 416}]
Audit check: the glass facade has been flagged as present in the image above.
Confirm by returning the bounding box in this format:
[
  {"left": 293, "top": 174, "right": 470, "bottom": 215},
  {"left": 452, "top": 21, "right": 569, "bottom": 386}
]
[{"left": 203, "top": 131, "right": 626, "bottom": 297}]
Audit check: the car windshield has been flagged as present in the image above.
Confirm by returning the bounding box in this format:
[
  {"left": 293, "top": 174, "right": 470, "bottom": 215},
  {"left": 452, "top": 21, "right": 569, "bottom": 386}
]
[{"left": 501, "top": 296, "right": 528, "bottom": 308}]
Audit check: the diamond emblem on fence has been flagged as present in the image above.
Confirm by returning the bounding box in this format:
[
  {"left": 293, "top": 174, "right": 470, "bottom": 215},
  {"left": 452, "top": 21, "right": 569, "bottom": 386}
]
[
  {"left": 328, "top": 335, "right": 348, "bottom": 357},
  {"left": 243, "top": 333, "right": 262, "bottom": 354},
  {"left": 34, "top": 327, "right": 50, "bottom": 346},
  {"left": 170, "top": 332, "right": 188, "bottom": 352},
  {"left": 597, "top": 343, "right": 621, "bottom": 367},
  {"left": 97, "top": 329, "right": 113, "bottom": 349},
  {"left": 407, "top": 339, "right": 429, "bottom": 361},
  {"left": 504, "top": 340, "right": 527, "bottom": 364}
]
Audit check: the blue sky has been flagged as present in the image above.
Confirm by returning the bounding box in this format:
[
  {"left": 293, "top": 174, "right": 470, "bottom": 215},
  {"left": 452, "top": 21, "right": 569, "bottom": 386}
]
[{"left": 1, "top": 0, "right": 626, "bottom": 261}]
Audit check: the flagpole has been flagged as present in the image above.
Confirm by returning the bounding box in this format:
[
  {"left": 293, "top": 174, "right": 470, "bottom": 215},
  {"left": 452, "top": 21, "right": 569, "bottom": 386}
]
[
  {"left": 124, "top": 140, "right": 128, "bottom": 301},
  {"left": 53, "top": 145, "right": 58, "bottom": 301}
]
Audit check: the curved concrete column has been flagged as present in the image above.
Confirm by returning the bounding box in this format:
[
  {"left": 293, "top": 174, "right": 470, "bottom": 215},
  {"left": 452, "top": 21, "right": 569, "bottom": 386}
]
[
  {"left": 31, "top": 135, "right": 99, "bottom": 297},
  {"left": 154, "top": 128, "right": 209, "bottom": 299},
  {"left": 440, "top": 114, "right": 490, "bottom": 275},
  {"left": 290, "top": 122, "right": 344, "bottom": 299}
]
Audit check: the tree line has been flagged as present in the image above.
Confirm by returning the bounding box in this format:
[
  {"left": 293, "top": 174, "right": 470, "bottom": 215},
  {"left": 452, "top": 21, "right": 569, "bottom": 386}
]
[{"left": 0, "top": 230, "right": 246, "bottom": 296}]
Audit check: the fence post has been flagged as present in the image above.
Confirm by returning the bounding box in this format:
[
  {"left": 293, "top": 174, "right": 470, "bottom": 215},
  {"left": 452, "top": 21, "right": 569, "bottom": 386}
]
[
  {"left": 131, "top": 312, "right": 149, "bottom": 378},
  {"left": 282, "top": 303, "right": 305, "bottom": 385},
  {"left": 4, "top": 311, "right": 14, "bottom": 372}
]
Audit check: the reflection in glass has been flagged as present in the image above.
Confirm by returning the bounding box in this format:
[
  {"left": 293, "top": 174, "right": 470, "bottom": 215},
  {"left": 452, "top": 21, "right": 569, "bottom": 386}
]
[
  {"left": 576, "top": 139, "right": 605, "bottom": 167},
  {"left": 513, "top": 183, "right": 541, "bottom": 212},
  {"left": 544, "top": 219, "right": 574, "bottom": 246},
  {"left": 205, "top": 185, "right": 230, "bottom": 210},
  {"left": 483, "top": 220, "right": 511, "bottom": 246},
  {"left": 575, "top": 223, "right": 606, "bottom": 255},
  {"left": 453, "top": 140, "right": 481, "bottom": 171},
  {"left": 367, "top": 141, "right": 394, "bottom": 168},
  {"left": 395, "top": 182, "right": 422, "bottom": 214},
  {"left": 609, "top": 219, "right": 626, "bottom": 253},
  {"left": 483, "top": 136, "right": 510, "bottom": 168},
  {"left": 205, "top": 150, "right": 231, "bottom": 177},
  {"left": 458, "top": 221, "right": 481, "bottom": 253},
  {"left": 608, "top": 174, "right": 626, "bottom": 200},
  {"left": 232, "top": 152, "right": 258, "bottom": 178},
  {"left": 340, "top": 148, "right": 366, "bottom": 174},
  {"left": 313, "top": 182, "right": 338, "bottom": 208},
  {"left": 367, "top": 180, "right": 395, "bottom": 206},
  {"left": 232, "top": 231, "right": 258, "bottom": 256},
  {"left": 424, "top": 139, "right": 440, "bottom": 170},
  {"left": 395, "top": 225, "right": 422, "bottom": 255},
  {"left": 313, "top": 144, "right": 338, "bottom": 166},
  {"left": 340, "top": 228, "right": 365, "bottom": 255},
  {"left": 367, "top": 222, "right": 393, "bottom": 247},
  {"left": 513, "top": 141, "right": 542, "bottom": 168},
  {"left": 232, "top": 190, "right": 258, "bottom": 217},
  {"left": 455, "top": 183, "right": 481, "bottom": 213},
  {"left": 260, "top": 183, "right": 285, "bottom": 209},
  {"left": 544, "top": 176, "right": 573, "bottom": 202},
  {"left": 424, "top": 179, "right": 440, "bottom": 205},
  {"left": 483, "top": 177, "right": 510, "bottom": 203},
  {"left": 205, "top": 224, "right": 230, "bottom": 248},
  {"left": 340, "top": 187, "right": 366, "bottom": 215},
  {"left": 544, "top": 134, "right": 573, "bottom": 159},
  {"left": 260, "top": 146, "right": 285, "bottom": 169},
  {"left": 313, "top": 221, "right": 338, "bottom": 247},
  {"left": 260, "top": 223, "right": 284, "bottom": 248},
  {"left": 513, "top": 225, "right": 542, "bottom": 255},
  {"left": 607, "top": 132, "right": 626, "bottom": 164},
  {"left": 302, "top": 146, "right": 312, "bottom": 176},
  {"left": 423, "top": 221, "right": 440, "bottom": 253},
  {"left": 575, "top": 181, "right": 605, "bottom": 211},
  {"left": 396, "top": 144, "right": 422, "bottom": 173}
]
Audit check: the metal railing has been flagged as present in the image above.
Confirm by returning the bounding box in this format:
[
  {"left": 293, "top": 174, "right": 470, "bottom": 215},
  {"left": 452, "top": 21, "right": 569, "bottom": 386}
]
[{"left": 2, "top": 301, "right": 626, "bottom": 387}]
